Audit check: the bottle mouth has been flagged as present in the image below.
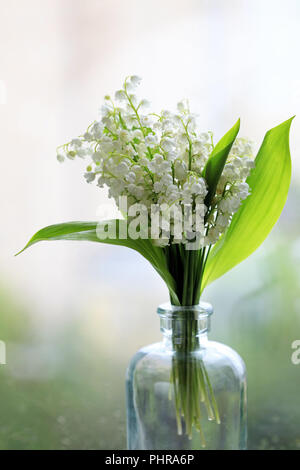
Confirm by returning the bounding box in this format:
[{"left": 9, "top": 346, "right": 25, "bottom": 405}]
[{"left": 157, "top": 301, "right": 213, "bottom": 320}]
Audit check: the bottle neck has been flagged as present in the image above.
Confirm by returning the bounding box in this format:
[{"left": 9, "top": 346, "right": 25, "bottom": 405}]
[{"left": 157, "top": 302, "right": 213, "bottom": 351}]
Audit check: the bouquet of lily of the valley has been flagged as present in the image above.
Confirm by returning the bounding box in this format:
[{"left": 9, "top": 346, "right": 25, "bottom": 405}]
[{"left": 19, "top": 76, "right": 293, "bottom": 440}]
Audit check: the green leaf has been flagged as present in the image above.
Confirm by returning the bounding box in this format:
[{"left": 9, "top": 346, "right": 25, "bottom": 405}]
[
  {"left": 202, "top": 116, "right": 294, "bottom": 291},
  {"left": 203, "top": 119, "right": 240, "bottom": 209},
  {"left": 16, "top": 220, "right": 181, "bottom": 305}
]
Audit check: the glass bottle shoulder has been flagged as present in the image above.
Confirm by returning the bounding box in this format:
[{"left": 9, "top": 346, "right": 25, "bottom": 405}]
[{"left": 126, "top": 339, "right": 246, "bottom": 382}]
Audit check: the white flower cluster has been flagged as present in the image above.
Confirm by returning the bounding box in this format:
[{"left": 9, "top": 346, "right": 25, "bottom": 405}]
[{"left": 57, "top": 76, "right": 255, "bottom": 247}]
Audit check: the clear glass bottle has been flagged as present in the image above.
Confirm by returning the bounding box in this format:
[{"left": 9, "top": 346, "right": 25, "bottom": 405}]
[{"left": 126, "top": 302, "right": 247, "bottom": 450}]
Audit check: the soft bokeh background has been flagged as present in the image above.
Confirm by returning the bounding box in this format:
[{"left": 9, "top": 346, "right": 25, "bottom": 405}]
[{"left": 1, "top": 0, "right": 300, "bottom": 449}]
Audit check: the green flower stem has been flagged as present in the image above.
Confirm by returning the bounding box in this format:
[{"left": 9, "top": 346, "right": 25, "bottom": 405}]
[
  {"left": 169, "top": 314, "right": 220, "bottom": 444},
  {"left": 166, "top": 245, "right": 220, "bottom": 445}
]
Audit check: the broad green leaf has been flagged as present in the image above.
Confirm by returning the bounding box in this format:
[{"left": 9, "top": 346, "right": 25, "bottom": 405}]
[
  {"left": 202, "top": 117, "right": 294, "bottom": 291},
  {"left": 203, "top": 119, "right": 240, "bottom": 209},
  {"left": 16, "top": 220, "right": 180, "bottom": 305}
]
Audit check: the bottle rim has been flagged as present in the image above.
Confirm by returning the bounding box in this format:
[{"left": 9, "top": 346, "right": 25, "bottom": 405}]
[{"left": 157, "top": 301, "right": 213, "bottom": 319}]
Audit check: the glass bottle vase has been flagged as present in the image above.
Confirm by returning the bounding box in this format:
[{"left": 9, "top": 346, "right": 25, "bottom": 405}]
[{"left": 126, "top": 302, "right": 247, "bottom": 450}]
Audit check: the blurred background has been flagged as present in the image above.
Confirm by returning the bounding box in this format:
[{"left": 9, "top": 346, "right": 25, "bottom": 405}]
[{"left": 0, "top": 0, "right": 300, "bottom": 450}]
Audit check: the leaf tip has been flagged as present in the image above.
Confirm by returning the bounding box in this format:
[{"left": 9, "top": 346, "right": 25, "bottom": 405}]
[
  {"left": 285, "top": 114, "right": 295, "bottom": 124},
  {"left": 14, "top": 244, "right": 29, "bottom": 256},
  {"left": 15, "top": 237, "right": 36, "bottom": 256},
  {"left": 234, "top": 118, "right": 241, "bottom": 131},
  {"left": 286, "top": 115, "right": 296, "bottom": 127}
]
